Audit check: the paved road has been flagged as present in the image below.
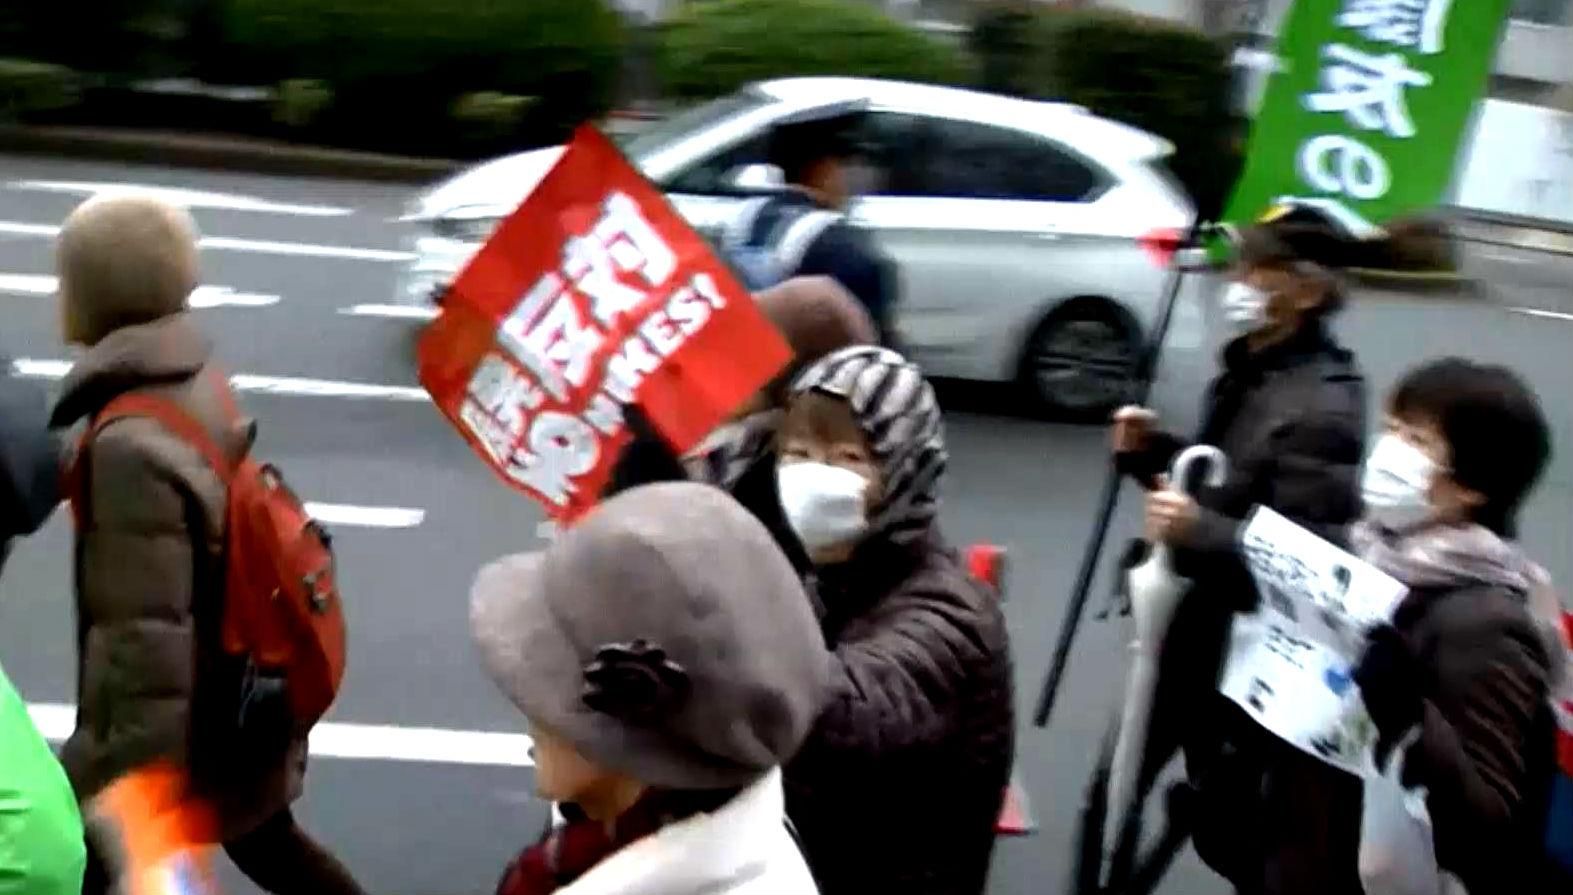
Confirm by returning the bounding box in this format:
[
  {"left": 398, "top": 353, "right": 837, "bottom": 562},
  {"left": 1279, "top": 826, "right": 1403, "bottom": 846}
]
[{"left": 0, "top": 155, "right": 1569, "bottom": 895}]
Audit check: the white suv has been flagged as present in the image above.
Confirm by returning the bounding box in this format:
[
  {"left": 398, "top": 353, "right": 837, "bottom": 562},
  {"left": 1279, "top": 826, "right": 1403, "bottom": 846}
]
[{"left": 398, "top": 77, "right": 1196, "bottom": 415}]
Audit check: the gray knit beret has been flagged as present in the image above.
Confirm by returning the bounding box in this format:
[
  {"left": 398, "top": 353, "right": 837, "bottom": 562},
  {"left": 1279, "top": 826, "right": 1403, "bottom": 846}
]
[{"left": 469, "top": 482, "right": 829, "bottom": 790}]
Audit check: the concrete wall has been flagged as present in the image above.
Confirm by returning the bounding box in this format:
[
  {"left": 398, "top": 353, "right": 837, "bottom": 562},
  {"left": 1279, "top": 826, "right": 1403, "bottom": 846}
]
[{"left": 1454, "top": 100, "right": 1573, "bottom": 227}]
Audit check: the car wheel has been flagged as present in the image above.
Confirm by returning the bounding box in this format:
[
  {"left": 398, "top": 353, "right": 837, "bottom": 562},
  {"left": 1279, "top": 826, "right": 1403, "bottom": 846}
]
[{"left": 1019, "top": 299, "right": 1141, "bottom": 420}]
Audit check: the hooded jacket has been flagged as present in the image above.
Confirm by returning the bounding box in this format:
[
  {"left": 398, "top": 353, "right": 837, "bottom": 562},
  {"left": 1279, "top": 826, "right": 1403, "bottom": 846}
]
[
  {"left": 53, "top": 313, "right": 305, "bottom": 841},
  {"left": 779, "top": 347, "right": 1013, "bottom": 895}
]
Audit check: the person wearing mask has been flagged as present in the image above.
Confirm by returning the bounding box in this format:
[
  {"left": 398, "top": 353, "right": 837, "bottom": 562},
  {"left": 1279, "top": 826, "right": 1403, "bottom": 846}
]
[
  {"left": 773, "top": 345, "right": 1014, "bottom": 895},
  {"left": 50, "top": 195, "right": 364, "bottom": 895},
  {"left": 1111, "top": 214, "right": 1368, "bottom": 894},
  {"left": 1352, "top": 358, "right": 1565, "bottom": 894},
  {"left": 724, "top": 116, "right": 897, "bottom": 344},
  {"left": 469, "top": 482, "right": 829, "bottom": 895},
  {"left": 0, "top": 361, "right": 84, "bottom": 894},
  {"left": 605, "top": 275, "right": 878, "bottom": 567}
]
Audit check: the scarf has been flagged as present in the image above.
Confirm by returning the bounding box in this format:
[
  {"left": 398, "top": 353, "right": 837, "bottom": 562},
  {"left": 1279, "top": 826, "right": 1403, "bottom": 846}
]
[
  {"left": 1351, "top": 520, "right": 1568, "bottom": 686},
  {"left": 495, "top": 789, "right": 737, "bottom": 895}
]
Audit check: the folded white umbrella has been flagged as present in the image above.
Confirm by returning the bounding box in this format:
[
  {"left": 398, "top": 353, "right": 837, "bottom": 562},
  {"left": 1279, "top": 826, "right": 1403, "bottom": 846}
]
[{"left": 1102, "top": 444, "right": 1228, "bottom": 884}]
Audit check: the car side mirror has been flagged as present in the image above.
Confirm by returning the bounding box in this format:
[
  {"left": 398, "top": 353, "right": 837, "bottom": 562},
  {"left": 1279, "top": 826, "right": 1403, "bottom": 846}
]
[{"left": 725, "top": 163, "right": 785, "bottom": 190}]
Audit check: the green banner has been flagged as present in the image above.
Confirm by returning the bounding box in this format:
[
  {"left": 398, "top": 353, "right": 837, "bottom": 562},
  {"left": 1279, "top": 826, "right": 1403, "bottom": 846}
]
[{"left": 1222, "top": 0, "right": 1512, "bottom": 233}]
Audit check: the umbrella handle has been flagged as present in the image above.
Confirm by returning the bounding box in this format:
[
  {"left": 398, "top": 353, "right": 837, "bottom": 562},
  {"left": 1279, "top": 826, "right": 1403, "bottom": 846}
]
[{"left": 1168, "top": 445, "right": 1228, "bottom": 497}]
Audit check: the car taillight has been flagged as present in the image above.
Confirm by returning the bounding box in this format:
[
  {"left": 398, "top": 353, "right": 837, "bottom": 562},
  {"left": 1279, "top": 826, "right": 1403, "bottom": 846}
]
[{"left": 1138, "top": 228, "right": 1186, "bottom": 268}]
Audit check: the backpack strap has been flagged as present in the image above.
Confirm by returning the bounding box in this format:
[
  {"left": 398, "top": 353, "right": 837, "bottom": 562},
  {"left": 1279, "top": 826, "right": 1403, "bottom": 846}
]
[
  {"left": 88, "top": 393, "right": 234, "bottom": 486},
  {"left": 723, "top": 196, "right": 773, "bottom": 250},
  {"left": 770, "top": 207, "right": 842, "bottom": 273}
]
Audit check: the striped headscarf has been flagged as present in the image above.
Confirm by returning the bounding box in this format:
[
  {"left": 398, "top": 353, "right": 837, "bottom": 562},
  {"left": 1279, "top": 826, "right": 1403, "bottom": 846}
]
[{"left": 788, "top": 346, "right": 946, "bottom": 545}]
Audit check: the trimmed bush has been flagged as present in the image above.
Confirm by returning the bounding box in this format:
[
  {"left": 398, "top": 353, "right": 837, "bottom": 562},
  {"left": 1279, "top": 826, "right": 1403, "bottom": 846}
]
[
  {"left": 4, "top": 1, "right": 213, "bottom": 80},
  {"left": 451, "top": 92, "right": 539, "bottom": 149},
  {"left": 219, "top": 0, "right": 627, "bottom": 154},
  {"left": 969, "top": 5, "right": 1238, "bottom": 219},
  {"left": 657, "top": 0, "right": 971, "bottom": 100},
  {"left": 0, "top": 59, "right": 82, "bottom": 122},
  {"left": 272, "top": 79, "right": 332, "bottom": 130},
  {"left": 968, "top": 0, "right": 1044, "bottom": 99}
]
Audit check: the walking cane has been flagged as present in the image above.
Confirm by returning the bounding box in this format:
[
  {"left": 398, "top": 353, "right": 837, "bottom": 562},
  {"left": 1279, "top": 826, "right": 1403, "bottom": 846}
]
[{"left": 1032, "top": 222, "right": 1211, "bottom": 729}]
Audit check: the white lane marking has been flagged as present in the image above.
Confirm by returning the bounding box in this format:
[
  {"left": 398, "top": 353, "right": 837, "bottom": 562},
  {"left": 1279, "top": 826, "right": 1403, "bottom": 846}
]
[
  {"left": 0, "top": 221, "right": 61, "bottom": 237},
  {"left": 8, "top": 181, "right": 354, "bottom": 218},
  {"left": 199, "top": 236, "right": 414, "bottom": 262},
  {"left": 189, "top": 287, "right": 280, "bottom": 309},
  {"left": 27, "top": 703, "right": 533, "bottom": 767},
  {"left": 12, "top": 358, "right": 430, "bottom": 403},
  {"left": 303, "top": 502, "right": 425, "bottom": 529},
  {"left": 0, "top": 274, "right": 279, "bottom": 308},
  {"left": 1480, "top": 250, "right": 1533, "bottom": 266},
  {"left": 228, "top": 373, "right": 428, "bottom": 401},
  {"left": 340, "top": 303, "right": 439, "bottom": 321},
  {"left": 1509, "top": 306, "right": 1573, "bottom": 322},
  {"left": 0, "top": 273, "right": 55, "bottom": 294},
  {"left": 0, "top": 221, "right": 414, "bottom": 263}
]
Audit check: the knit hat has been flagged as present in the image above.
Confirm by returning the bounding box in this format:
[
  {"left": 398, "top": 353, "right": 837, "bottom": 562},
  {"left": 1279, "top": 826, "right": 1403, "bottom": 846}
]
[
  {"left": 789, "top": 345, "right": 947, "bottom": 545},
  {"left": 57, "top": 195, "right": 198, "bottom": 346},
  {"left": 469, "top": 482, "right": 829, "bottom": 790},
  {"left": 757, "top": 276, "right": 878, "bottom": 402}
]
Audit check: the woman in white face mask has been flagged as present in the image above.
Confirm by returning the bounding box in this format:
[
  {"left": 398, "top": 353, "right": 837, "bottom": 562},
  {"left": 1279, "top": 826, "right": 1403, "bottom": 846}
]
[
  {"left": 771, "top": 345, "right": 1015, "bottom": 895},
  {"left": 1348, "top": 358, "right": 1567, "bottom": 895},
  {"left": 602, "top": 276, "right": 876, "bottom": 568}
]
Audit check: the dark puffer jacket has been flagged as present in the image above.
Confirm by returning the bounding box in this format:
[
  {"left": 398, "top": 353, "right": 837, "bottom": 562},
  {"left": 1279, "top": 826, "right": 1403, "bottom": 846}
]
[
  {"left": 1118, "top": 324, "right": 1368, "bottom": 895},
  {"left": 1388, "top": 582, "right": 1561, "bottom": 895},
  {"left": 785, "top": 532, "right": 1014, "bottom": 895},
  {"left": 0, "top": 363, "right": 63, "bottom": 569}
]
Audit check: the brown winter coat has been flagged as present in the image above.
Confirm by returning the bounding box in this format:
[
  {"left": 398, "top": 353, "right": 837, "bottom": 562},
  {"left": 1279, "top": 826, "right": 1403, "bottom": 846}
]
[
  {"left": 784, "top": 531, "right": 1015, "bottom": 895},
  {"left": 52, "top": 313, "right": 304, "bottom": 840}
]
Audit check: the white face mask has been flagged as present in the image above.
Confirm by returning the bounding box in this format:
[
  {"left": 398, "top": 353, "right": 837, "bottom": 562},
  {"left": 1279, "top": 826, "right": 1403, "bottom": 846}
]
[
  {"left": 776, "top": 462, "right": 870, "bottom": 556},
  {"left": 1360, "top": 433, "right": 1437, "bottom": 531},
  {"left": 1220, "top": 282, "right": 1270, "bottom": 334}
]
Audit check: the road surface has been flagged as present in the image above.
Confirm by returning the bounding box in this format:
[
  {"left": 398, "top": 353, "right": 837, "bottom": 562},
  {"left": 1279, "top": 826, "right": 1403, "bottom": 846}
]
[{"left": 0, "top": 155, "right": 1568, "bottom": 894}]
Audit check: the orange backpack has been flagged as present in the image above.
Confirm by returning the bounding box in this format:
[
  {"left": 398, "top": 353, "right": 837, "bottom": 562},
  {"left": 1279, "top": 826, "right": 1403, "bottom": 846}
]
[{"left": 69, "top": 377, "right": 346, "bottom": 736}]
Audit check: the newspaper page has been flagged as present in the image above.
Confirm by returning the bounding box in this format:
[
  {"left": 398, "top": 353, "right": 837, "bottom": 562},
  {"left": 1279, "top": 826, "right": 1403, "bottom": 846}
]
[{"left": 1218, "top": 506, "right": 1409, "bottom": 774}]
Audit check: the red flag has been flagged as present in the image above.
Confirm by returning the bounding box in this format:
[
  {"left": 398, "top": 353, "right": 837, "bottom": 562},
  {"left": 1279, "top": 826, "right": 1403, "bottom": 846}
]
[{"left": 419, "top": 126, "right": 792, "bottom": 522}]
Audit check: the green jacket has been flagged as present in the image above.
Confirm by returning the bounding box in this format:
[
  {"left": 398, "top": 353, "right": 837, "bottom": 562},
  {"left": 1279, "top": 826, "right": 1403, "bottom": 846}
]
[{"left": 0, "top": 665, "right": 84, "bottom": 895}]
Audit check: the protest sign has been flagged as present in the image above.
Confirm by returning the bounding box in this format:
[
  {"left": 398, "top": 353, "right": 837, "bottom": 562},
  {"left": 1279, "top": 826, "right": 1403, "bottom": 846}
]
[
  {"left": 419, "top": 126, "right": 792, "bottom": 521},
  {"left": 1222, "top": 0, "right": 1513, "bottom": 234},
  {"left": 1219, "top": 506, "right": 1408, "bottom": 774}
]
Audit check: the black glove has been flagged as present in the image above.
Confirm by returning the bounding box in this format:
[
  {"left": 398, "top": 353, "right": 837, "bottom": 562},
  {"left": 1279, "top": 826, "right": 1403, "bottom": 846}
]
[{"left": 1353, "top": 624, "right": 1425, "bottom": 761}]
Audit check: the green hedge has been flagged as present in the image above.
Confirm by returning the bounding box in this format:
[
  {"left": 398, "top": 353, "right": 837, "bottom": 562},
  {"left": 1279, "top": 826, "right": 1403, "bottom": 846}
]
[
  {"left": 971, "top": 3, "right": 1238, "bottom": 218},
  {"left": 0, "top": 1, "right": 218, "bottom": 80},
  {"left": 0, "top": 59, "right": 81, "bottom": 121},
  {"left": 658, "top": 0, "right": 971, "bottom": 100},
  {"left": 216, "top": 0, "right": 626, "bottom": 155}
]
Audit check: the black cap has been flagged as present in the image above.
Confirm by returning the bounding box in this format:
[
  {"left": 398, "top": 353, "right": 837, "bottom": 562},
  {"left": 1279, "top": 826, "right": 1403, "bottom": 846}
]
[
  {"left": 1234, "top": 201, "right": 1371, "bottom": 271},
  {"left": 766, "top": 112, "right": 865, "bottom": 176}
]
